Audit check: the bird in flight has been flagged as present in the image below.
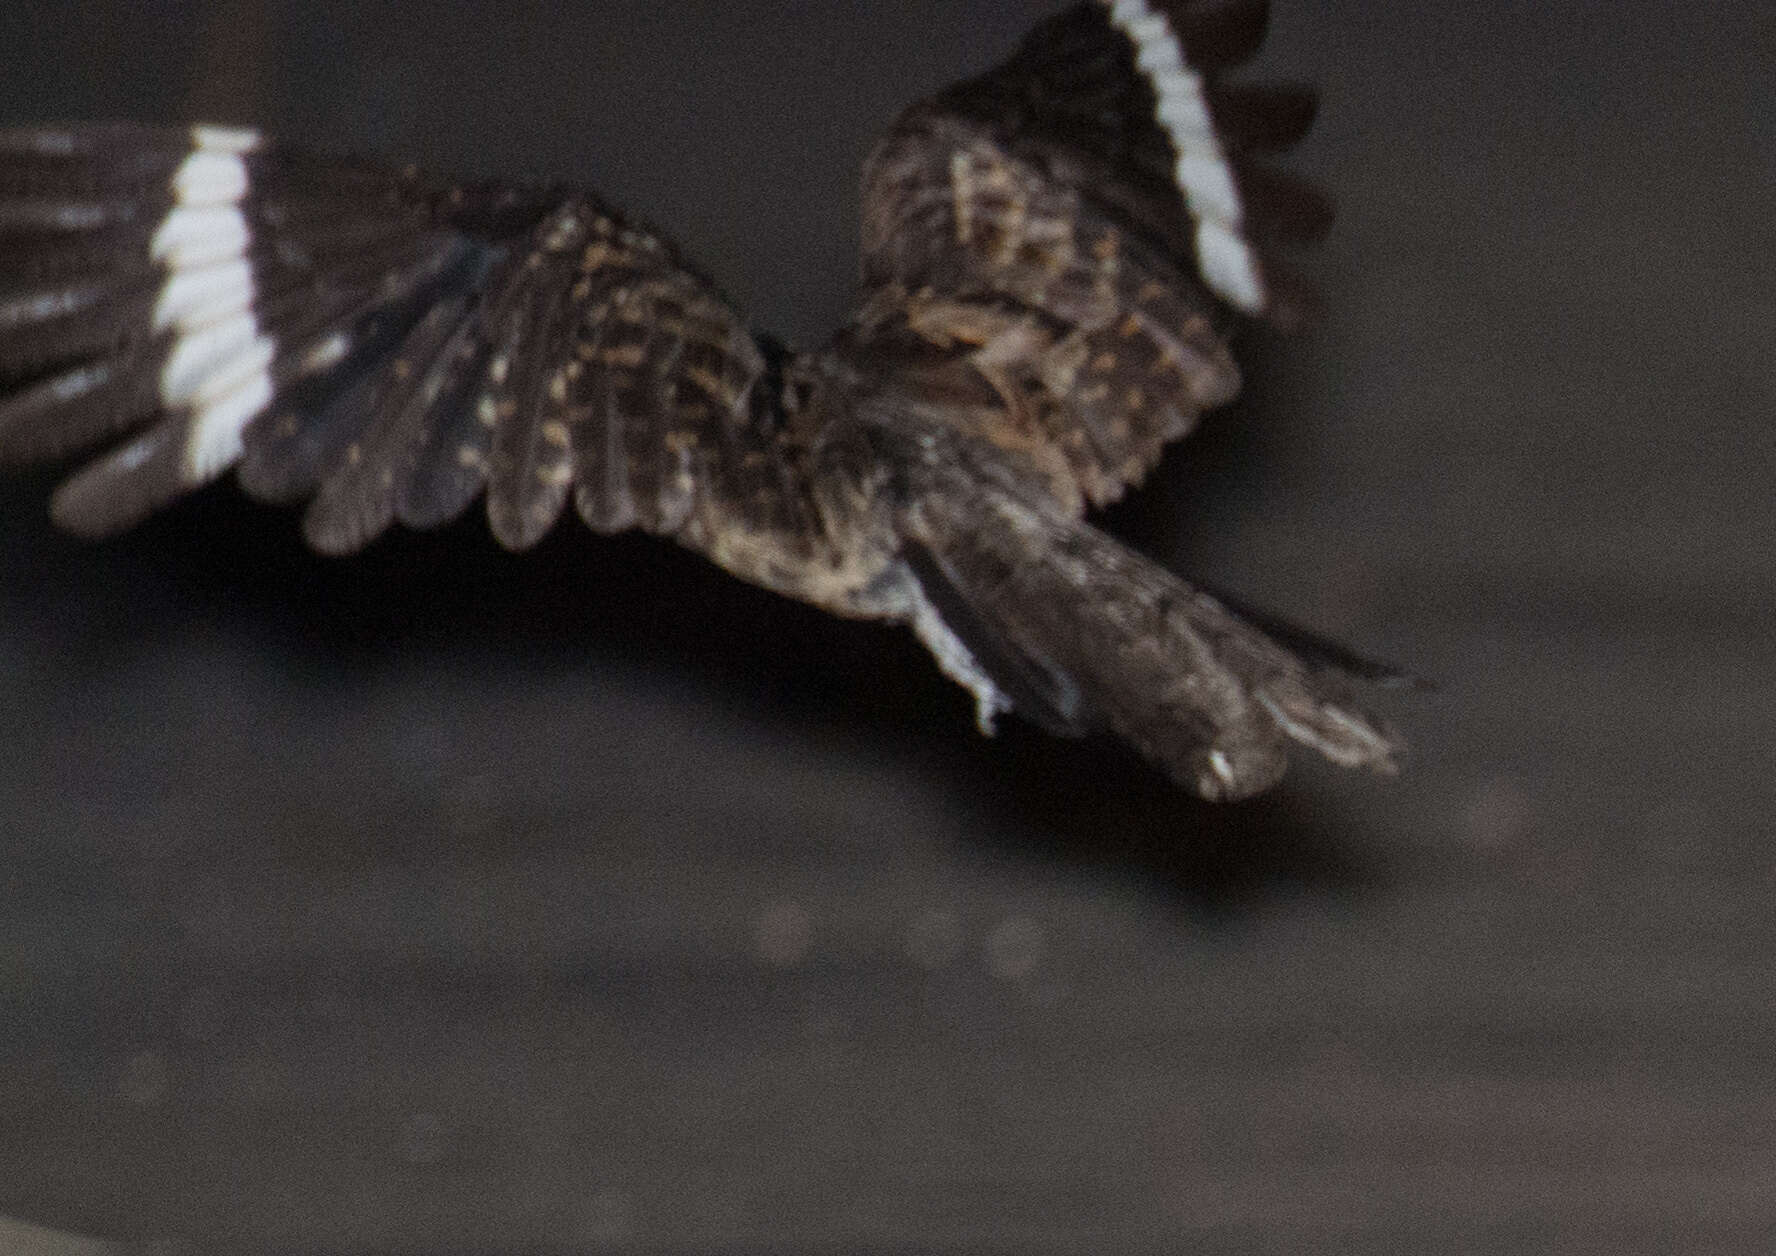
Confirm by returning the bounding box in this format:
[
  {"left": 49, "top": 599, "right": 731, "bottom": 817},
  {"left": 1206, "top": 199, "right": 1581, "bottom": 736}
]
[{"left": 0, "top": 0, "right": 1403, "bottom": 800}]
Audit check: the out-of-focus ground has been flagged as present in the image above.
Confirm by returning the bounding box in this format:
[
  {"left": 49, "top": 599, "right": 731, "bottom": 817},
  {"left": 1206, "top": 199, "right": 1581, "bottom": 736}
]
[{"left": 0, "top": 2, "right": 1772, "bottom": 1252}]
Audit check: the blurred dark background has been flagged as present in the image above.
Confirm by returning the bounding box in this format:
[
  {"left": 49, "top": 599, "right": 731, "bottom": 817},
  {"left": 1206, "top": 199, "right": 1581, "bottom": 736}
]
[{"left": 0, "top": 2, "right": 1771, "bottom": 1252}]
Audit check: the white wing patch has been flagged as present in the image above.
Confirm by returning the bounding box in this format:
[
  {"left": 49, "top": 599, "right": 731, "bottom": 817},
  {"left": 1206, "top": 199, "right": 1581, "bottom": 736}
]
[
  {"left": 151, "top": 126, "right": 276, "bottom": 483},
  {"left": 1104, "top": 0, "right": 1266, "bottom": 313}
]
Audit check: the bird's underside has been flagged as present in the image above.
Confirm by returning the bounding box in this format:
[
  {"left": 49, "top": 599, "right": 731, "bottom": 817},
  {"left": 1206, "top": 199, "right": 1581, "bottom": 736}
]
[{"left": 0, "top": 0, "right": 1402, "bottom": 801}]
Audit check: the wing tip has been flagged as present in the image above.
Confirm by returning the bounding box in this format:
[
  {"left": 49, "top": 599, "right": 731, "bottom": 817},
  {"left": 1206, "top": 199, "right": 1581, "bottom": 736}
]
[{"left": 46, "top": 426, "right": 182, "bottom": 538}]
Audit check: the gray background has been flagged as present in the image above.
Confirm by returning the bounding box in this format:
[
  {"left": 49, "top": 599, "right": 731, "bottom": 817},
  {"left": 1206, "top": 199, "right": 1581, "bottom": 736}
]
[{"left": 1, "top": 1, "right": 1772, "bottom": 1252}]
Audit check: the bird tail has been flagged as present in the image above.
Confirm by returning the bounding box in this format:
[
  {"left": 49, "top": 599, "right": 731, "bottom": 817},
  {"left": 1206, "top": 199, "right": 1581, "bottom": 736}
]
[{"left": 897, "top": 482, "right": 1401, "bottom": 801}]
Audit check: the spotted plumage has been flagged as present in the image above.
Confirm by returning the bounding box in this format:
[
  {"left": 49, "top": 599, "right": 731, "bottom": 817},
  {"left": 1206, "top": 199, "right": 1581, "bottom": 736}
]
[{"left": 0, "top": 1, "right": 1405, "bottom": 801}]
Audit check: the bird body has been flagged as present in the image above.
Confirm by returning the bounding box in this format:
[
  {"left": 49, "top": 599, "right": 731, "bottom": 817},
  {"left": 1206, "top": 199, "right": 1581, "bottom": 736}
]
[{"left": 0, "top": 1, "right": 1404, "bottom": 800}]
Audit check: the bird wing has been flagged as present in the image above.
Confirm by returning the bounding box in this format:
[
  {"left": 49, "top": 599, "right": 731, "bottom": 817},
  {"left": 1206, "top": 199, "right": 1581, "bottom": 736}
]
[
  {"left": 855, "top": 0, "right": 1330, "bottom": 511},
  {"left": 0, "top": 122, "right": 835, "bottom": 590}
]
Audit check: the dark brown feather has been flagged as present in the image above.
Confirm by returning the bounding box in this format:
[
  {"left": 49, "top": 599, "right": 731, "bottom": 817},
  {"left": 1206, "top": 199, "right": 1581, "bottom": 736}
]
[
  {"left": 884, "top": 419, "right": 1399, "bottom": 800},
  {"left": 47, "top": 413, "right": 189, "bottom": 538},
  {"left": 237, "top": 236, "right": 486, "bottom": 501},
  {"left": 1162, "top": 0, "right": 1273, "bottom": 70},
  {"left": 391, "top": 329, "right": 497, "bottom": 531},
  {"left": 557, "top": 215, "right": 771, "bottom": 543},
  {"left": 0, "top": 352, "right": 163, "bottom": 462},
  {"left": 1206, "top": 82, "right": 1319, "bottom": 152},
  {"left": 300, "top": 293, "right": 479, "bottom": 555},
  {"left": 1233, "top": 158, "right": 1337, "bottom": 243},
  {"left": 481, "top": 210, "right": 587, "bottom": 550}
]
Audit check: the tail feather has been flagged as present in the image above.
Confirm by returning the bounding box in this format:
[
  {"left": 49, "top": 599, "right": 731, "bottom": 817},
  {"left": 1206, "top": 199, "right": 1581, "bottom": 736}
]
[
  {"left": 902, "top": 539, "right": 1090, "bottom": 738},
  {"left": 899, "top": 483, "right": 1399, "bottom": 800}
]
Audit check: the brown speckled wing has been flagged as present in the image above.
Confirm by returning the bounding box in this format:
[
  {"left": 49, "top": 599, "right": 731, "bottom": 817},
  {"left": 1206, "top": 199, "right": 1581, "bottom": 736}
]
[
  {"left": 489, "top": 200, "right": 833, "bottom": 593},
  {"left": 856, "top": 0, "right": 1329, "bottom": 512}
]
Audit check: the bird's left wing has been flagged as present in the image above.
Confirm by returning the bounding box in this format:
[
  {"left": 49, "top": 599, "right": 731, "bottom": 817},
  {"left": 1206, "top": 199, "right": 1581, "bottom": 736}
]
[
  {"left": 858, "top": 0, "right": 1330, "bottom": 513},
  {"left": 0, "top": 123, "right": 830, "bottom": 584}
]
